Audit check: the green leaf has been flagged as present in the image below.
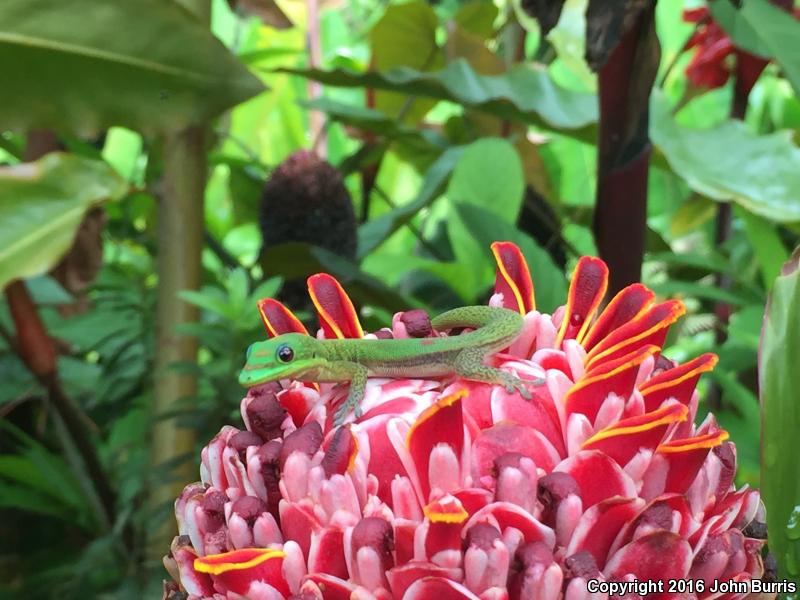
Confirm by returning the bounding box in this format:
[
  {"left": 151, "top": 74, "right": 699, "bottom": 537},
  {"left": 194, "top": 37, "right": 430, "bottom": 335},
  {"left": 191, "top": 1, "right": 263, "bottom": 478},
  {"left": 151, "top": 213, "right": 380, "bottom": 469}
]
[
  {"left": 238, "top": 47, "right": 302, "bottom": 66},
  {"left": 736, "top": 206, "right": 790, "bottom": 290},
  {"left": 759, "top": 250, "right": 800, "bottom": 581},
  {"left": 0, "top": 154, "right": 127, "bottom": 291},
  {"left": 250, "top": 277, "right": 283, "bottom": 304},
  {"left": 709, "top": 369, "right": 760, "bottom": 419},
  {"left": 362, "top": 253, "right": 478, "bottom": 303},
  {"left": 713, "top": 0, "right": 800, "bottom": 94},
  {"left": 563, "top": 223, "right": 598, "bottom": 257},
  {"left": 102, "top": 127, "right": 143, "bottom": 182},
  {"left": 727, "top": 304, "right": 765, "bottom": 351},
  {"left": 358, "top": 146, "right": 464, "bottom": 258},
  {"left": 226, "top": 267, "right": 250, "bottom": 312},
  {"left": 179, "top": 287, "right": 234, "bottom": 320},
  {"left": 0, "top": 0, "right": 264, "bottom": 133},
  {"left": 25, "top": 275, "right": 73, "bottom": 304},
  {"left": 228, "top": 162, "right": 266, "bottom": 226},
  {"left": 652, "top": 93, "right": 800, "bottom": 223},
  {"left": 0, "top": 455, "right": 64, "bottom": 498},
  {"left": 0, "top": 421, "right": 87, "bottom": 513},
  {"left": 650, "top": 280, "right": 760, "bottom": 306},
  {"left": 369, "top": 1, "right": 443, "bottom": 122},
  {"left": 646, "top": 250, "right": 733, "bottom": 275},
  {"left": 0, "top": 353, "right": 39, "bottom": 406},
  {"left": 304, "top": 98, "right": 400, "bottom": 134},
  {"left": 446, "top": 139, "right": 525, "bottom": 291},
  {"left": 546, "top": 0, "right": 597, "bottom": 91},
  {"left": 281, "top": 58, "right": 598, "bottom": 133},
  {"left": 452, "top": 203, "right": 567, "bottom": 312},
  {"left": 709, "top": 0, "right": 771, "bottom": 59},
  {"left": 540, "top": 134, "right": 596, "bottom": 205},
  {"left": 453, "top": 1, "right": 499, "bottom": 38},
  {"left": 669, "top": 195, "right": 715, "bottom": 237},
  {"left": 302, "top": 97, "right": 448, "bottom": 147},
  {"left": 0, "top": 481, "right": 74, "bottom": 521},
  {"left": 59, "top": 355, "right": 103, "bottom": 399},
  {"left": 447, "top": 138, "right": 525, "bottom": 223},
  {"left": 48, "top": 307, "right": 136, "bottom": 352}
]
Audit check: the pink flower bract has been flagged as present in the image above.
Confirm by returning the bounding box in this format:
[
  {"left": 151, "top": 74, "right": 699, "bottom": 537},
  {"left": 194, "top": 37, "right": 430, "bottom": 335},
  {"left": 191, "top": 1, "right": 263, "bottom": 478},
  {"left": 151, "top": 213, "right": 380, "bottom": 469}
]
[{"left": 164, "top": 243, "right": 765, "bottom": 600}]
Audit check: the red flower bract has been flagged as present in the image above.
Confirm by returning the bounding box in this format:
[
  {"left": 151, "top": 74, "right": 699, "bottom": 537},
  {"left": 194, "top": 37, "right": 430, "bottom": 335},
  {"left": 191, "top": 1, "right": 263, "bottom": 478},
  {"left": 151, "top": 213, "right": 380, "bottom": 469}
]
[
  {"left": 682, "top": 3, "right": 797, "bottom": 94},
  {"left": 164, "top": 244, "right": 765, "bottom": 600}
]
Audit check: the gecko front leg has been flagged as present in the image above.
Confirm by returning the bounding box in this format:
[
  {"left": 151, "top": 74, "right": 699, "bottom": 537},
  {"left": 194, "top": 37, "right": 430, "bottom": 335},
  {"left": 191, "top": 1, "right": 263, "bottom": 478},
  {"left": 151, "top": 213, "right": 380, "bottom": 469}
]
[
  {"left": 453, "top": 347, "right": 542, "bottom": 399},
  {"left": 332, "top": 362, "right": 369, "bottom": 426}
]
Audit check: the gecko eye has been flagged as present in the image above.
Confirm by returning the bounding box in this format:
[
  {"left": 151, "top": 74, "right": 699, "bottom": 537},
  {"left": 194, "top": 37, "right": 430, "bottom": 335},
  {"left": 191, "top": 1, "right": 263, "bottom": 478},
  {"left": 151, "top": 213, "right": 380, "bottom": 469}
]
[
  {"left": 246, "top": 344, "right": 254, "bottom": 358},
  {"left": 276, "top": 344, "right": 294, "bottom": 363}
]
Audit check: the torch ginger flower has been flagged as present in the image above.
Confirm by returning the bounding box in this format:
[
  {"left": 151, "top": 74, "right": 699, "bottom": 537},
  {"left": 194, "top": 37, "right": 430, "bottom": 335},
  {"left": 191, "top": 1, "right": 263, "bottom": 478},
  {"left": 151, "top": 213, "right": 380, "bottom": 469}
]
[{"left": 164, "top": 243, "right": 766, "bottom": 600}]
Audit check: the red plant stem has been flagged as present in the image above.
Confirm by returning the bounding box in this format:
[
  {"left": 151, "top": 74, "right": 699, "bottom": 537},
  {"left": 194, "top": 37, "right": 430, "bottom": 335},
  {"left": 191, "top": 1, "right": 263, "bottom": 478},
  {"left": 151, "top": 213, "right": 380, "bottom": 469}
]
[
  {"left": 7, "top": 131, "right": 119, "bottom": 528},
  {"left": 5, "top": 281, "right": 57, "bottom": 378},
  {"left": 593, "top": 6, "right": 660, "bottom": 296},
  {"left": 5, "top": 280, "right": 117, "bottom": 527}
]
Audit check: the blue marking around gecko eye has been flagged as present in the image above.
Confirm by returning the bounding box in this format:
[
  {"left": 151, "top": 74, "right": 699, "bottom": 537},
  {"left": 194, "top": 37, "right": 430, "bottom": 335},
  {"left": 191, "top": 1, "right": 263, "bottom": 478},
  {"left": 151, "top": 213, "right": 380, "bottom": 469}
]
[{"left": 246, "top": 343, "right": 254, "bottom": 359}]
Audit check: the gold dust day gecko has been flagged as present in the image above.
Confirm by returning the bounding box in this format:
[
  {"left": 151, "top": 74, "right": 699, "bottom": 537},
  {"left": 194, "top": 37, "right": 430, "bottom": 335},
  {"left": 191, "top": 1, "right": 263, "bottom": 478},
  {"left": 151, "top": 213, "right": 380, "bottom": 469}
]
[{"left": 239, "top": 305, "right": 540, "bottom": 424}]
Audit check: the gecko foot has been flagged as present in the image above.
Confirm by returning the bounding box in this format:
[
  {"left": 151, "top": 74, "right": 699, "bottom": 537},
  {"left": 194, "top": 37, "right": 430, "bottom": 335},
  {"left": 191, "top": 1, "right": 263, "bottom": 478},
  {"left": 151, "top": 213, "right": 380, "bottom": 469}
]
[
  {"left": 502, "top": 375, "right": 545, "bottom": 400},
  {"left": 333, "top": 397, "right": 363, "bottom": 427}
]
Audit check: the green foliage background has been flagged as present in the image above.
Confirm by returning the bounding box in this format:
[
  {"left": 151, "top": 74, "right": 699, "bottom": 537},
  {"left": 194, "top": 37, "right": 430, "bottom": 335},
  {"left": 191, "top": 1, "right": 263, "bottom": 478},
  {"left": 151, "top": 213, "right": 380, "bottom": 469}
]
[{"left": 1, "top": 0, "right": 799, "bottom": 596}]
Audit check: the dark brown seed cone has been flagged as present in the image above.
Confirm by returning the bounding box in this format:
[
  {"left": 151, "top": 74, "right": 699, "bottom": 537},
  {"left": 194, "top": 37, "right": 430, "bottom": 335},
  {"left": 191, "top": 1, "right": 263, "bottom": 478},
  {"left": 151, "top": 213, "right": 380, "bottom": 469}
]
[
  {"left": 259, "top": 150, "right": 357, "bottom": 310},
  {"left": 259, "top": 150, "right": 357, "bottom": 258}
]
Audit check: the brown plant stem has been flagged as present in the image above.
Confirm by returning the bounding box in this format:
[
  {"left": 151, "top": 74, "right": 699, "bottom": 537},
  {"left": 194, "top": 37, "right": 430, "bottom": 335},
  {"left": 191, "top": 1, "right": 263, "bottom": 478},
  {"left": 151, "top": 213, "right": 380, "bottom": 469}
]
[
  {"left": 149, "top": 126, "right": 207, "bottom": 553},
  {"left": 149, "top": 0, "right": 210, "bottom": 556}
]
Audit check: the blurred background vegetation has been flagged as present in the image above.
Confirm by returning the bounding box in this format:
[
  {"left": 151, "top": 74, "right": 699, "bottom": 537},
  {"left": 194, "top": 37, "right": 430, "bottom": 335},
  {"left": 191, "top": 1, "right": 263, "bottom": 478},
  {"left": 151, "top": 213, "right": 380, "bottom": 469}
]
[{"left": 1, "top": 0, "right": 799, "bottom": 597}]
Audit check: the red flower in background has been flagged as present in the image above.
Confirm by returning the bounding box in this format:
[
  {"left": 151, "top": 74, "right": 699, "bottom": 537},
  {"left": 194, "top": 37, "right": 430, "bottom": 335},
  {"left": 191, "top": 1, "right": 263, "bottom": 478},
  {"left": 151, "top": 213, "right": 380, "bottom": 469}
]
[
  {"left": 163, "top": 243, "right": 766, "bottom": 600},
  {"left": 682, "top": 2, "right": 795, "bottom": 96}
]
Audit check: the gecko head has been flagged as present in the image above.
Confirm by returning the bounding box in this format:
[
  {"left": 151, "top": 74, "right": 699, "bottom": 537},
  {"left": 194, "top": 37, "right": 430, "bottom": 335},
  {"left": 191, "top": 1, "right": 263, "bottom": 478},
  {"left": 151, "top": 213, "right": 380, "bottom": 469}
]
[{"left": 238, "top": 333, "right": 322, "bottom": 387}]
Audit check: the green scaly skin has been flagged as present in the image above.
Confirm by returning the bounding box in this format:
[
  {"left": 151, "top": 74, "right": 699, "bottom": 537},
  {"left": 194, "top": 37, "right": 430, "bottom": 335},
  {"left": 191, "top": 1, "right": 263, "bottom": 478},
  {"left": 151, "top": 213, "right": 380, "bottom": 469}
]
[{"left": 239, "top": 305, "right": 541, "bottom": 425}]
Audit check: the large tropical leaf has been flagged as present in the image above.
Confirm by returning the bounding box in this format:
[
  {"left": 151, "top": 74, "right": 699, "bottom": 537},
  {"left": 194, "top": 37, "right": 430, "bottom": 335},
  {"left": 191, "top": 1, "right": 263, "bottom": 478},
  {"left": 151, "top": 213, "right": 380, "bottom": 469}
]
[
  {"left": 652, "top": 93, "right": 800, "bottom": 223},
  {"left": 442, "top": 139, "right": 526, "bottom": 294},
  {"left": 281, "top": 58, "right": 598, "bottom": 134},
  {"left": 357, "top": 147, "right": 464, "bottom": 258},
  {"left": 447, "top": 138, "right": 524, "bottom": 223},
  {"left": 759, "top": 250, "right": 800, "bottom": 583},
  {"left": 0, "top": 153, "right": 127, "bottom": 291},
  {"left": 301, "top": 98, "right": 449, "bottom": 148},
  {"left": 369, "top": 2, "right": 444, "bottom": 122},
  {"left": 0, "top": 0, "right": 264, "bottom": 133}
]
